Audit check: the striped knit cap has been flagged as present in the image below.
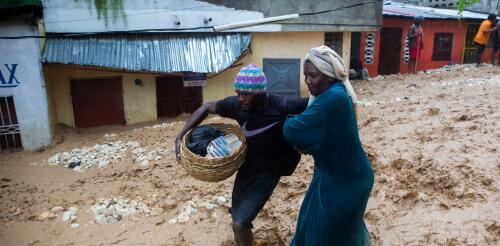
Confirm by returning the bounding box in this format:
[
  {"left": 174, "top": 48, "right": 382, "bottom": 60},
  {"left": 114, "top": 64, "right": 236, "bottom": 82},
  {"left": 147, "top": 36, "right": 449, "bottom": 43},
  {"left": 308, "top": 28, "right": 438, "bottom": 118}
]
[{"left": 234, "top": 64, "right": 267, "bottom": 94}]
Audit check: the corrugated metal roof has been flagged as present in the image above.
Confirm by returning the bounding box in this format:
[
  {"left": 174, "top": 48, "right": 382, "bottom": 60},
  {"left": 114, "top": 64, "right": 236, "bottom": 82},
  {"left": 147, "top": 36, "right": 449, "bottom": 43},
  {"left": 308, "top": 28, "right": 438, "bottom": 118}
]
[
  {"left": 43, "top": 33, "right": 251, "bottom": 73},
  {"left": 383, "top": 1, "right": 491, "bottom": 20}
]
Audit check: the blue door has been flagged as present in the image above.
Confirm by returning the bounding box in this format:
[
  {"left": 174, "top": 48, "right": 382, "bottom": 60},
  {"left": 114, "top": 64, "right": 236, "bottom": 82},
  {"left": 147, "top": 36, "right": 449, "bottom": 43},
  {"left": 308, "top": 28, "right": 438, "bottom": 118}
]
[{"left": 263, "top": 58, "right": 300, "bottom": 98}]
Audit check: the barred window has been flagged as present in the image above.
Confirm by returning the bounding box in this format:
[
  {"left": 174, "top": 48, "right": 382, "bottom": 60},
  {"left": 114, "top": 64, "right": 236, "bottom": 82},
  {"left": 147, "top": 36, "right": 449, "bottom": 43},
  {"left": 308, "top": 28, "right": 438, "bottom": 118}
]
[{"left": 432, "top": 33, "right": 454, "bottom": 61}]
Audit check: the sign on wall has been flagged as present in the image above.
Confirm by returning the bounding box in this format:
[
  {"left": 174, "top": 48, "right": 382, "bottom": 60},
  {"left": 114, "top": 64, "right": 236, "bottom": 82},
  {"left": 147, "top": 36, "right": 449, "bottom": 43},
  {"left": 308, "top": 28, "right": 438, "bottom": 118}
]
[
  {"left": 183, "top": 72, "right": 207, "bottom": 87},
  {"left": 0, "top": 64, "right": 21, "bottom": 88}
]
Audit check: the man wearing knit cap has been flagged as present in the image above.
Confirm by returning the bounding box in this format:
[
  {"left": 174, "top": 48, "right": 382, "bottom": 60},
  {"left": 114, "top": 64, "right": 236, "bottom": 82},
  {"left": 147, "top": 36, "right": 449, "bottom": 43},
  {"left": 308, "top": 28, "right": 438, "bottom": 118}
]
[{"left": 176, "top": 64, "right": 308, "bottom": 246}]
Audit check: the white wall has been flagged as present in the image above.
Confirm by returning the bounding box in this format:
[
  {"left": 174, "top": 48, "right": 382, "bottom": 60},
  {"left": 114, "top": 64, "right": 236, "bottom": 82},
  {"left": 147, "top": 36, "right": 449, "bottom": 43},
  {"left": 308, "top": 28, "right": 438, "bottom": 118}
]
[{"left": 0, "top": 18, "right": 52, "bottom": 150}]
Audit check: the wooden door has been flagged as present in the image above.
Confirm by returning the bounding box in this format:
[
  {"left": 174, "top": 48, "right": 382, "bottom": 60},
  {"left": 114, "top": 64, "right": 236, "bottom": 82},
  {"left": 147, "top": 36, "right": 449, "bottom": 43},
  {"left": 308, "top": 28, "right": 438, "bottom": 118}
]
[
  {"left": 156, "top": 76, "right": 202, "bottom": 118},
  {"left": 71, "top": 77, "right": 125, "bottom": 128},
  {"left": 378, "top": 27, "right": 403, "bottom": 75}
]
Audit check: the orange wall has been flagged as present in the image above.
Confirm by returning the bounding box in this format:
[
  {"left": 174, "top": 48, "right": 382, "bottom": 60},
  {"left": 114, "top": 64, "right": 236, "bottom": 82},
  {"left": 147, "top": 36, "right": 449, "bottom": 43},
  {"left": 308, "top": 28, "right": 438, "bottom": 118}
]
[{"left": 360, "top": 17, "right": 493, "bottom": 77}]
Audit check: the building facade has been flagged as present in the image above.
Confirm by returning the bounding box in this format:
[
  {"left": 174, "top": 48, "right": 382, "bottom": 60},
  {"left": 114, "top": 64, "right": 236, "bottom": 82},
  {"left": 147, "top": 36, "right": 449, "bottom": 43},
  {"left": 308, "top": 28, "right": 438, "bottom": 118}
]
[
  {"left": 357, "top": 2, "right": 495, "bottom": 77},
  {"left": 41, "top": 0, "right": 382, "bottom": 129},
  {"left": 0, "top": 1, "right": 52, "bottom": 150}
]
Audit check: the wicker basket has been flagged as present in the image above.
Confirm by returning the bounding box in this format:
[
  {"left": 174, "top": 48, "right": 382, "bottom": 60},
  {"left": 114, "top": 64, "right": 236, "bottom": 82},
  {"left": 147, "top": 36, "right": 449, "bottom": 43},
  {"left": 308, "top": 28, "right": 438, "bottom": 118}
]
[{"left": 180, "top": 123, "right": 247, "bottom": 182}]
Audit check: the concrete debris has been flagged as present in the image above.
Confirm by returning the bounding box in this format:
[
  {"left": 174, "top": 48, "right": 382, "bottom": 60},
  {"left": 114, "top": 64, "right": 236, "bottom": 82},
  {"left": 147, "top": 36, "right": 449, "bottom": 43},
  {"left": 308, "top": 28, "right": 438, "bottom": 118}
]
[
  {"left": 133, "top": 121, "right": 184, "bottom": 131},
  {"left": 421, "top": 63, "right": 493, "bottom": 74},
  {"left": 368, "top": 75, "right": 385, "bottom": 81},
  {"left": 168, "top": 195, "right": 231, "bottom": 224},
  {"left": 38, "top": 211, "right": 57, "bottom": 221},
  {"left": 50, "top": 206, "right": 64, "bottom": 213},
  {"left": 431, "top": 75, "right": 500, "bottom": 88},
  {"left": 47, "top": 141, "right": 140, "bottom": 171},
  {"left": 90, "top": 197, "right": 161, "bottom": 224},
  {"left": 62, "top": 207, "right": 78, "bottom": 222},
  {"left": 131, "top": 147, "right": 166, "bottom": 166},
  {"left": 357, "top": 99, "right": 377, "bottom": 106}
]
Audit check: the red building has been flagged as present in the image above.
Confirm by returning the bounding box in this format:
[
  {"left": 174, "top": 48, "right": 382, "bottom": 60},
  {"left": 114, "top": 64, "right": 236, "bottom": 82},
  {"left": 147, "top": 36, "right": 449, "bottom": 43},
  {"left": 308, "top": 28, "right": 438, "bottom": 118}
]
[{"left": 357, "top": 2, "right": 495, "bottom": 77}]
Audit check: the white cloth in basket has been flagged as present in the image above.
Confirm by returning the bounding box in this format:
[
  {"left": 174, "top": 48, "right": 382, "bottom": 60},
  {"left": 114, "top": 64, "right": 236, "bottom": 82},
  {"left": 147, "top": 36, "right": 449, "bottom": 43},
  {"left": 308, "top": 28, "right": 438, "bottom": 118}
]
[{"left": 206, "top": 134, "right": 242, "bottom": 158}]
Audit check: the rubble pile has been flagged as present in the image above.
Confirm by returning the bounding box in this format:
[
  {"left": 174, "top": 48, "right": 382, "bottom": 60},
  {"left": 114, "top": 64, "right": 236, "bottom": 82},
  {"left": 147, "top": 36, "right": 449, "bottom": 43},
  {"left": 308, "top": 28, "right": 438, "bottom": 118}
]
[
  {"left": 47, "top": 141, "right": 140, "bottom": 171},
  {"left": 38, "top": 206, "right": 80, "bottom": 228},
  {"left": 131, "top": 147, "right": 166, "bottom": 166},
  {"left": 168, "top": 194, "right": 231, "bottom": 224},
  {"left": 432, "top": 74, "right": 500, "bottom": 88},
  {"left": 421, "top": 63, "right": 492, "bottom": 74},
  {"left": 133, "top": 121, "right": 184, "bottom": 132},
  {"left": 90, "top": 197, "right": 162, "bottom": 224}
]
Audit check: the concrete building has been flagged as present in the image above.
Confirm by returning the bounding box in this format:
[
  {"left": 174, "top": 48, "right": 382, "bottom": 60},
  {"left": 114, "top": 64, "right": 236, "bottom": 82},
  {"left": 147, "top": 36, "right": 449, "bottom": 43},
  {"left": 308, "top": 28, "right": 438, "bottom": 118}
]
[
  {"left": 392, "top": 0, "right": 500, "bottom": 14},
  {"left": 0, "top": 0, "right": 52, "bottom": 150},
  {"left": 41, "top": 0, "right": 382, "bottom": 128},
  {"left": 357, "top": 1, "right": 495, "bottom": 76}
]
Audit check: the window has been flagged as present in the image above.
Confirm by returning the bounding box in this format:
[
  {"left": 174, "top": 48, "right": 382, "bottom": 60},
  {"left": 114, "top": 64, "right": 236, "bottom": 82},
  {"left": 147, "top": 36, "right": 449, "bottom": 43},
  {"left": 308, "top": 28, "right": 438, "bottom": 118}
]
[
  {"left": 325, "top": 32, "right": 343, "bottom": 55},
  {"left": 0, "top": 96, "right": 22, "bottom": 150},
  {"left": 432, "top": 33, "right": 454, "bottom": 61}
]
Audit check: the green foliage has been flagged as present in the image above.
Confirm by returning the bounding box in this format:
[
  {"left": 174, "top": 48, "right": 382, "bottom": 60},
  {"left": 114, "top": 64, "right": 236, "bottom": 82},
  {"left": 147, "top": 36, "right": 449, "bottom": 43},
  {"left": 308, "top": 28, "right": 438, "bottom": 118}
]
[
  {"left": 77, "top": 0, "right": 126, "bottom": 26},
  {"left": 457, "top": 0, "right": 481, "bottom": 16}
]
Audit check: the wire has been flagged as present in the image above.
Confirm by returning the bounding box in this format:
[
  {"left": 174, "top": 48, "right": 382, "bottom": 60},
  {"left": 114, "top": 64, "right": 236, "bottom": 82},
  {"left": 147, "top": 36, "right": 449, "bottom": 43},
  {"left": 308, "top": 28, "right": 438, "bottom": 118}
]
[
  {"left": 299, "top": 0, "right": 382, "bottom": 16},
  {"left": 0, "top": 0, "right": 383, "bottom": 39}
]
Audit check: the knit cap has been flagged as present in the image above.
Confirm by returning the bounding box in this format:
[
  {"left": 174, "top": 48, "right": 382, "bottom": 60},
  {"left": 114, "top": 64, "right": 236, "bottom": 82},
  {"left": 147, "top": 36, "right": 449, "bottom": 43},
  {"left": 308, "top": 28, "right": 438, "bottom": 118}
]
[{"left": 234, "top": 64, "right": 267, "bottom": 94}]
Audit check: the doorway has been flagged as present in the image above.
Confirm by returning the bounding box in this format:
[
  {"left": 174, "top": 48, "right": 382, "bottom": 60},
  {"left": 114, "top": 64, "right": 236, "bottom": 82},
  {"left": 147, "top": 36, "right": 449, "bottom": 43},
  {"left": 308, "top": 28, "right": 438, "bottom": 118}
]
[
  {"left": 156, "top": 76, "right": 202, "bottom": 117},
  {"left": 378, "top": 27, "right": 403, "bottom": 75},
  {"left": 71, "top": 77, "right": 125, "bottom": 128}
]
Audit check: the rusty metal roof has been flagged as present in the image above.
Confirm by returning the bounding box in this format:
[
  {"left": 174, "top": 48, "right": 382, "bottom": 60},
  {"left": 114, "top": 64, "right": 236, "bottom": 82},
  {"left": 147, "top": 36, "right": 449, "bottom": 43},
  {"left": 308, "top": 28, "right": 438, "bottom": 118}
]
[{"left": 43, "top": 32, "right": 251, "bottom": 73}]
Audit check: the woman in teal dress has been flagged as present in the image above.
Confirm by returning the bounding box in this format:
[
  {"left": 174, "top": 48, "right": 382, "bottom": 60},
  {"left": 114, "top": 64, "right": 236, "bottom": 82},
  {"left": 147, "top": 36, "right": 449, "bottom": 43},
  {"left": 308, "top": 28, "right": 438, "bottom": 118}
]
[{"left": 283, "top": 46, "right": 374, "bottom": 246}]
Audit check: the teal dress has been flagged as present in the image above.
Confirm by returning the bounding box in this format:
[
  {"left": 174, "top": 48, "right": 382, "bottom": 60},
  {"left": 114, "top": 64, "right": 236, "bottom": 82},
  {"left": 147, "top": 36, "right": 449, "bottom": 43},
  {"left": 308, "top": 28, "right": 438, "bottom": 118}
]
[{"left": 283, "top": 82, "right": 374, "bottom": 246}]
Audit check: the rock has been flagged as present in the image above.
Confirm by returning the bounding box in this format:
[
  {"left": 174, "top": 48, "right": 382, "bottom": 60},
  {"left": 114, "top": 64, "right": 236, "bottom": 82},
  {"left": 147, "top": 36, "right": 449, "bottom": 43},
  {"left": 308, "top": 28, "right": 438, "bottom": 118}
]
[
  {"left": 165, "top": 198, "right": 177, "bottom": 209},
  {"left": 62, "top": 211, "right": 72, "bottom": 221},
  {"left": 140, "top": 160, "right": 149, "bottom": 166},
  {"left": 10, "top": 207, "right": 21, "bottom": 216},
  {"left": 39, "top": 211, "right": 57, "bottom": 220},
  {"left": 62, "top": 207, "right": 78, "bottom": 221},
  {"left": 98, "top": 160, "right": 110, "bottom": 168},
  {"left": 51, "top": 206, "right": 64, "bottom": 213},
  {"left": 70, "top": 223, "right": 80, "bottom": 228},
  {"left": 155, "top": 216, "right": 165, "bottom": 226},
  {"left": 150, "top": 208, "right": 164, "bottom": 216},
  {"left": 168, "top": 218, "right": 177, "bottom": 224},
  {"left": 203, "top": 202, "right": 215, "bottom": 210},
  {"left": 216, "top": 196, "right": 227, "bottom": 206},
  {"left": 68, "top": 161, "right": 81, "bottom": 169}
]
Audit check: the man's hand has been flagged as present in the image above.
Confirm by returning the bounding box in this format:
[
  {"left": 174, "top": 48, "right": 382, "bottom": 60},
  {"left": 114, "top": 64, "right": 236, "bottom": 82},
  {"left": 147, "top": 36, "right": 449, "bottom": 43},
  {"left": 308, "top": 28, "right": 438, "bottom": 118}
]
[{"left": 175, "top": 135, "right": 182, "bottom": 164}]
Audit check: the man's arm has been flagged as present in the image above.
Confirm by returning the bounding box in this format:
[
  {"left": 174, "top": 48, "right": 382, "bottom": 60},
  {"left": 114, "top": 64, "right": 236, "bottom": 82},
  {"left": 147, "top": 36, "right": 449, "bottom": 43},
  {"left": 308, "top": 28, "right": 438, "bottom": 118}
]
[
  {"left": 486, "top": 23, "right": 499, "bottom": 33},
  {"left": 286, "top": 97, "right": 309, "bottom": 115},
  {"left": 175, "top": 101, "right": 217, "bottom": 163}
]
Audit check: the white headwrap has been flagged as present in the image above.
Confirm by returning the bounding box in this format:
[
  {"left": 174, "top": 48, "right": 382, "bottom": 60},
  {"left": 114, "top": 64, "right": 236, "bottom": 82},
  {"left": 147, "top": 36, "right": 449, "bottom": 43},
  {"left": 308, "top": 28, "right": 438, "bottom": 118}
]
[{"left": 304, "top": 46, "right": 358, "bottom": 104}]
